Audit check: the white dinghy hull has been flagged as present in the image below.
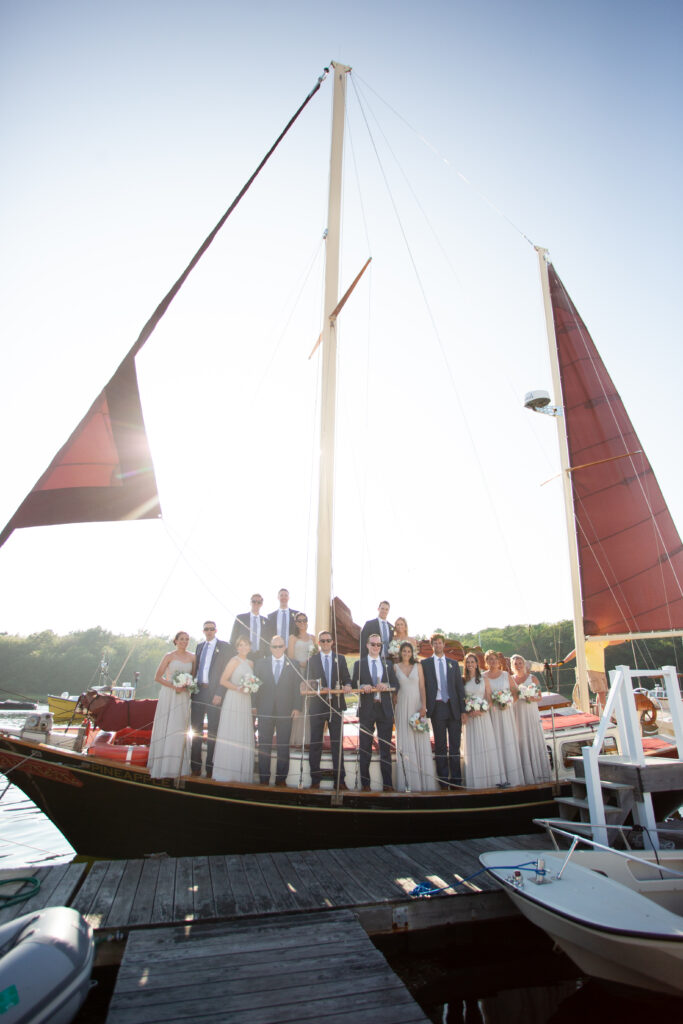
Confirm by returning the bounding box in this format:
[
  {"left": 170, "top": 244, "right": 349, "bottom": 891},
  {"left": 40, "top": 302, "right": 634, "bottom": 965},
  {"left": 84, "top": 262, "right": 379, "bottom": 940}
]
[{"left": 0, "top": 906, "right": 94, "bottom": 1024}]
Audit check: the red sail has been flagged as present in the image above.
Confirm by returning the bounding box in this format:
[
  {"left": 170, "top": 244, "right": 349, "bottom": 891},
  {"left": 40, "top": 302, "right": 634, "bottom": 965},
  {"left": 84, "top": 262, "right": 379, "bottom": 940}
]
[
  {"left": 549, "top": 263, "right": 683, "bottom": 635},
  {"left": 0, "top": 356, "right": 160, "bottom": 549}
]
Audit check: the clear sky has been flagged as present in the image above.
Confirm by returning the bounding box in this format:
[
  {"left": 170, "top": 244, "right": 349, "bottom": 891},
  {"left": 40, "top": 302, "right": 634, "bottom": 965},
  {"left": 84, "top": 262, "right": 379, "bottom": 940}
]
[{"left": 1, "top": 0, "right": 681, "bottom": 648}]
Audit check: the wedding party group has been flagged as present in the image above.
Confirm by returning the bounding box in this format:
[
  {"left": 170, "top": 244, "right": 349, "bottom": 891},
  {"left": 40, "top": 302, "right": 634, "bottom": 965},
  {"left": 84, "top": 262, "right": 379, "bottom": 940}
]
[{"left": 147, "top": 593, "right": 551, "bottom": 792}]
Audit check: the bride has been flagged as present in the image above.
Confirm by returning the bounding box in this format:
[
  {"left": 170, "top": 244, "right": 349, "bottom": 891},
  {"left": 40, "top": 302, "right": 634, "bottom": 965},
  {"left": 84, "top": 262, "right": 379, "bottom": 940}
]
[{"left": 212, "top": 635, "right": 256, "bottom": 783}]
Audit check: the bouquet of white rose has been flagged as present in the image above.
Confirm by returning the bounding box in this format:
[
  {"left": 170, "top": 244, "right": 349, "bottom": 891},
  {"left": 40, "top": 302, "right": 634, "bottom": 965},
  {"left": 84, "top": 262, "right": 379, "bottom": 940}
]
[
  {"left": 408, "top": 711, "right": 430, "bottom": 733},
  {"left": 465, "top": 695, "right": 489, "bottom": 714},
  {"left": 307, "top": 642, "right": 318, "bottom": 656},
  {"left": 240, "top": 674, "right": 262, "bottom": 695},
  {"left": 173, "top": 671, "right": 198, "bottom": 694},
  {"left": 517, "top": 682, "right": 539, "bottom": 702},
  {"left": 491, "top": 689, "right": 513, "bottom": 709}
]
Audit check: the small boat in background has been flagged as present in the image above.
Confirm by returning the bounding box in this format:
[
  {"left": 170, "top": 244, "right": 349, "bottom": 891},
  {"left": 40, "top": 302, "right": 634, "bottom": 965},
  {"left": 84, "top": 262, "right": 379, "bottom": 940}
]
[
  {"left": 480, "top": 822, "right": 683, "bottom": 997},
  {"left": 0, "top": 700, "right": 37, "bottom": 712},
  {"left": 47, "top": 681, "right": 136, "bottom": 723}
]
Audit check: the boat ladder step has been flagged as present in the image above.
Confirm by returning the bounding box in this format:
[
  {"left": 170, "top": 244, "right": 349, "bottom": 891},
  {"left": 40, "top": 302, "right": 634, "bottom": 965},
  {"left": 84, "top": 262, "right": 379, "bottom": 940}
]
[{"left": 555, "top": 795, "right": 626, "bottom": 822}]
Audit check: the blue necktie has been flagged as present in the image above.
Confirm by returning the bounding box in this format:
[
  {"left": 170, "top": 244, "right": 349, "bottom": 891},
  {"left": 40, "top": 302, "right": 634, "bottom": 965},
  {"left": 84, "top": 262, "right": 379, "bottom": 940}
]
[
  {"left": 439, "top": 659, "right": 447, "bottom": 700},
  {"left": 280, "top": 611, "right": 288, "bottom": 642},
  {"left": 250, "top": 615, "right": 257, "bottom": 651},
  {"left": 324, "top": 655, "right": 332, "bottom": 687},
  {"left": 274, "top": 659, "right": 282, "bottom": 684},
  {"left": 380, "top": 620, "right": 388, "bottom": 652},
  {"left": 372, "top": 659, "right": 380, "bottom": 701}
]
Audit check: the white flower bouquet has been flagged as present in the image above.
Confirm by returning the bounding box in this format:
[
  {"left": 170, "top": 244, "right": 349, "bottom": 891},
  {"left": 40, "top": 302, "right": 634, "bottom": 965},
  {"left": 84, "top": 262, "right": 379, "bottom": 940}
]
[
  {"left": 173, "top": 671, "right": 198, "bottom": 694},
  {"left": 491, "top": 688, "right": 513, "bottom": 709},
  {"left": 465, "top": 696, "right": 489, "bottom": 714},
  {"left": 240, "top": 674, "right": 262, "bottom": 695},
  {"left": 307, "top": 642, "right": 318, "bottom": 656},
  {"left": 408, "top": 711, "right": 430, "bottom": 733},
  {"left": 517, "top": 682, "right": 539, "bottom": 702}
]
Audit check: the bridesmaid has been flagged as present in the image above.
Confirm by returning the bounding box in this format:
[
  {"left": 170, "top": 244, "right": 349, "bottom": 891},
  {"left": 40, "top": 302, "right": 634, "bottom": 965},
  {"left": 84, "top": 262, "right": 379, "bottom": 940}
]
[
  {"left": 510, "top": 654, "right": 550, "bottom": 784},
  {"left": 462, "top": 653, "right": 504, "bottom": 788},
  {"left": 148, "top": 631, "right": 194, "bottom": 779},
  {"left": 288, "top": 612, "right": 315, "bottom": 748},
  {"left": 393, "top": 641, "right": 438, "bottom": 791},
  {"left": 212, "top": 635, "right": 256, "bottom": 784},
  {"left": 484, "top": 650, "right": 524, "bottom": 787}
]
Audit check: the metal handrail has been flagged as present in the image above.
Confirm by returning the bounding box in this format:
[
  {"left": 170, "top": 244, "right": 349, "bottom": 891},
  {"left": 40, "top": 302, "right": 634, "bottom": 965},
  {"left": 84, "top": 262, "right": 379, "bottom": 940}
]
[{"left": 533, "top": 818, "right": 683, "bottom": 880}]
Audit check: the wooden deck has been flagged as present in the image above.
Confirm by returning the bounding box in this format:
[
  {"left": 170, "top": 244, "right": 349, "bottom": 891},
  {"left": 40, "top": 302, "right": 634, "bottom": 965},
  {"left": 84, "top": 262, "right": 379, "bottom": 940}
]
[
  {"left": 105, "top": 909, "right": 431, "bottom": 1024},
  {"left": 0, "top": 833, "right": 551, "bottom": 934}
]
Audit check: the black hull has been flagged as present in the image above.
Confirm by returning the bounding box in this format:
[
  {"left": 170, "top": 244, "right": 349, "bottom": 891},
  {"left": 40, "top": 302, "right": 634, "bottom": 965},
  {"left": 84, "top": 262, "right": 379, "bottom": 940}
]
[{"left": 1, "top": 734, "right": 567, "bottom": 858}]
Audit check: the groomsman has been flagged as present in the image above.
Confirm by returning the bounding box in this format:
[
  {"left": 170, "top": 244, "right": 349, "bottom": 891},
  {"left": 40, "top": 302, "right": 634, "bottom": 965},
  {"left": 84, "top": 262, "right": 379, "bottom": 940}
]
[
  {"left": 253, "top": 637, "right": 302, "bottom": 785},
  {"left": 192, "top": 621, "right": 233, "bottom": 777},
  {"left": 305, "top": 630, "right": 351, "bottom": 789},
  {"left": 360, "top": 600, "right": 394, "bottom": 656},
  {"left": 352, "top": 633, "right": 399, "bottom": 791},
  {"left": 265, "top": 588, "right": 298, "bottom": 645},
  {"left": 230, "top": 594, "right": 269, "bottom": 660},
  {"left": 422, "top": 632, "right": 466, "bottom": 788}
]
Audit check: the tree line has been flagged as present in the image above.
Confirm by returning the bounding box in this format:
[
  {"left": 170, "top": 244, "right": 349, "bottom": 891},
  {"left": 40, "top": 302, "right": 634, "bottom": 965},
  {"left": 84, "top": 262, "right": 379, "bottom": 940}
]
[{"left": 0, "top": 623, "right": 679, "bottom": 702}]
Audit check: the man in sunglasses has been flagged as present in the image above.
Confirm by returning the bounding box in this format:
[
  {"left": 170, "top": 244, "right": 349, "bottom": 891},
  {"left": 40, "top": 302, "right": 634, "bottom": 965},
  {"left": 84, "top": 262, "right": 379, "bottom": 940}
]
[
  {"left": 305, "top": 630, "right": 351, "bottom": 789},
  {"left": 352, "top": 633, "right": 399, "bottom": 791},
  {"left": 253, "top": 636, "right": 302, "bottom": 785},
  {"left": 230, "top": 593, "right": 269, "bottom": 659}
]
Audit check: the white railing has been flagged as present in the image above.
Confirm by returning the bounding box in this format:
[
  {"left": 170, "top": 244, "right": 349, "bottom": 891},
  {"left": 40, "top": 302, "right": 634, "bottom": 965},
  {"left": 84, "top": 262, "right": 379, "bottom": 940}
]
[{"left": 581, "top": 664, "right": 683, "bottom": 850}]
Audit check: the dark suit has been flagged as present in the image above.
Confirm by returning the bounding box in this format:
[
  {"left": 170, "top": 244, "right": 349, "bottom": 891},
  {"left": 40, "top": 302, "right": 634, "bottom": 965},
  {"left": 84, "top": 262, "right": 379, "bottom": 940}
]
[
  {"left": 306, "top": 651, "right": 351, "bottom": 784},
  {"left": 264, "top": 607, "right": 299, "bottom": 644},
  {"left": 253, "top": 655, "right": 303, "bottom": 784},
  {"left": 360, "top": 617, "right": 394, "bottom": 656},
  {"left": 351, "top": 657, "right": 399, "bottom": 788},
  {"left": 230, "top": 611, "right": 269, "bottom": 660},
  {"left": 423, "top": 656, "right": 466, "bottom": 786},
  {"left": 191, "top": 638, "right": 234, "bottom": 775}
]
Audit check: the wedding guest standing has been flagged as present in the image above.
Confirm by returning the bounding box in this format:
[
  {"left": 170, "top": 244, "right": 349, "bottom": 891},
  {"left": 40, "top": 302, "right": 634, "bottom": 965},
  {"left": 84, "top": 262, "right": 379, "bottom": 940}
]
[
  {"left": 352, "top": 634, "right": 399, "bottom": 791},
  {"left": 148, "top": 631, "right": 194, "bottom": 779},
  {"left": 389, "top": 617, "right": 416, "bottom": 659},
  {"left": 287, "top": 613, "right": 316, "bottom": 670},
  {"left": 265, "top": 589, "right": 298, "bottom": 645},
  {"left": 230, "top": 594, "right": 269, "bottom": 660},
  {"left": 306, "top": 629, "right": 351, "bottom": 789},
  {"left": 393, "top": 642, "right": 438, "bottom": 791},
  {"left": 360, "top": 601, "right": 394, "bottom": 657},
  {"left": 192, "top": 621, "right": 233, "bottom": 777},
  {"left": 253, "top": 637, "right": 302, "bottom": 786},
  {"left": 423, "top": 633, "right": 466, "bottom": 788},
  {"left": 484, "top": 650, "right": 524, "bottom": 787},
  {"left": 510, "top": 654, "right": 550, "bottom": 784},
  {"left": 212, "top": 635, "right": 256, "bottom": 784},
  {"left": 462, "top": 652, "right": 504, "bottom": 788}
]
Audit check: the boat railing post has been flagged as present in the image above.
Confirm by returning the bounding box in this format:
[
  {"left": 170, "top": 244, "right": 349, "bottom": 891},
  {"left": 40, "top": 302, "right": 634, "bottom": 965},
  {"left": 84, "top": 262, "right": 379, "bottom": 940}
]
[
  {"left": 662, "top": 664, "right": 683, "bottom": 752},
  {"left": 581, "top": 742, "right": 608, "bottom": 847},
  {"left": 612, "top": 665, "right": 659, "bottom": 850}
]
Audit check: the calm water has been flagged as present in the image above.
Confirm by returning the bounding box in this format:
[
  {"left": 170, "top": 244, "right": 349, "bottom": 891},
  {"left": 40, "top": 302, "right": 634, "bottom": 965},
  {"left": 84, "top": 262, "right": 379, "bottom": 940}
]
[{"left": 2, "top": 709, "right": 681, "bottom": 1020}]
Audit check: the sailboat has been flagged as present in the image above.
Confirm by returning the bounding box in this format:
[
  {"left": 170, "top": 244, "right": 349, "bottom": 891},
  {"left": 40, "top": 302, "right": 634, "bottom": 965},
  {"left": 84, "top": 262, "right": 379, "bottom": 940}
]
[{"left": 0, "top": 63, "right": 681, "bottom": 859}]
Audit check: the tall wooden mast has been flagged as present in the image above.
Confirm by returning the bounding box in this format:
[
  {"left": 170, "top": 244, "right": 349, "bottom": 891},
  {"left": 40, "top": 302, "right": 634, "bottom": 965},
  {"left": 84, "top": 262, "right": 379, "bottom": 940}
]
[
  {"left": 315, "top": 62, "right": 351, "bottom": 634},
  {"left": 536, "top": 246, "right": 590, "bottom": 711}
]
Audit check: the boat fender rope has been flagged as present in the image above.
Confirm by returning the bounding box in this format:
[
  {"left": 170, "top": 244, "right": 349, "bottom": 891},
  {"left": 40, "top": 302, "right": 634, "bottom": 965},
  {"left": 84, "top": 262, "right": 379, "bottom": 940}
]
[{"left": 409, "top": 860, "right": 547, "bottom": 898}]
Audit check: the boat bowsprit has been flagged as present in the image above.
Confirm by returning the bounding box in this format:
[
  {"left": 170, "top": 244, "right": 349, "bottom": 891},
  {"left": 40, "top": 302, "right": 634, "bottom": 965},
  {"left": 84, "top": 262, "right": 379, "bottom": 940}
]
[{"left": 0, "top": 906, "right": 94, "bottom": 1024}]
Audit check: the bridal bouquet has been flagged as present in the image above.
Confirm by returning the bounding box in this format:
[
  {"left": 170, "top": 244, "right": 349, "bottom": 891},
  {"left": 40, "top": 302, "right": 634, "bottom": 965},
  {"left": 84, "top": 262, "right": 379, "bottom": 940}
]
[
  {"left": 491, "top": 689, "right": 513, "bottom": 709},
  {"left": 408, "top": 712, "right": 430, "bottom": 733},
  {"left": 173, "top": 671, "right": 198, "bottom": 695},
  {"left": 517, "top": 682, "right": 539, "bottom": 702},
  {"left": 465, "top": 696, "right": 489, "bottom": 714},
  {"left": 388, "top": 638, "right": 402, "bottom": 657},
  {"left": 307, "top": 642, "right": 318, "bottom": 656},
  {"left": 240, "top": 674, "right": 262, "bottom": 695}
]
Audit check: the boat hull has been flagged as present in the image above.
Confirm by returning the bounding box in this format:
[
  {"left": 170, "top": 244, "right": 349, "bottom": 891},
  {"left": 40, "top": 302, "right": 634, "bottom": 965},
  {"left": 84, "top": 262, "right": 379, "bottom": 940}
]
[{"left": 0, "top": 734, "right": 564, "bottom": 859}]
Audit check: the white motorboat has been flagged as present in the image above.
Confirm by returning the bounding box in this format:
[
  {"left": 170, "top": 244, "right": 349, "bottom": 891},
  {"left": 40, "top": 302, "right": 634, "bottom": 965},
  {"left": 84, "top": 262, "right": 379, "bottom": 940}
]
[{"left": 480, "top": 824, "right": 683, "bottom": 997}]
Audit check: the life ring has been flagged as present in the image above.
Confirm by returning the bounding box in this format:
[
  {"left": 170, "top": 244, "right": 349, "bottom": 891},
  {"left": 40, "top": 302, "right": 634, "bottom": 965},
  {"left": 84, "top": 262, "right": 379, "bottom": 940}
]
[{"left": 86, "top": 744, "right": 149, "bottom": 766}]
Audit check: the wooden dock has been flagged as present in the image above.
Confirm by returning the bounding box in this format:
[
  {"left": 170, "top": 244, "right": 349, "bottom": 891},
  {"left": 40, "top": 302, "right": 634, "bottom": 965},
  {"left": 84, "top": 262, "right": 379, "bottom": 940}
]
[
  {"left": 106, "top": 909, "right": 431, "bottom": 1024},
  {"left": 0, "top": 833, "right": 554, "bottom": 1023}
]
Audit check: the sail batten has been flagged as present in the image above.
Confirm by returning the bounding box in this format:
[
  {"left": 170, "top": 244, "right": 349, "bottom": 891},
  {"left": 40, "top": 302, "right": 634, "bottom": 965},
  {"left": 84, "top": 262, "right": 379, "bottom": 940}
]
[{"left": 549, "top": 263, "right": 683, "bottom": 636}]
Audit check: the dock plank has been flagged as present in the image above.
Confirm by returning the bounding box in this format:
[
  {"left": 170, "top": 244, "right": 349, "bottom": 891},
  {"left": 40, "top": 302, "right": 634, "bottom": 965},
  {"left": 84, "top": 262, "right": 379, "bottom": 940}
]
[
  {"left": 172, "top": 857, "right": 194, "bottom": 921},
  {"left": 106, "top": 909, "right": 429, "bottom": 1024},
  {"left": 191, "top": 856, "right": 216, "bottom": 920},
  {"left": 0, "top": 863, "right": 86, "bottom": 923},
  {"left": 207, "top": 854, "right": 236, "bottom": 917},
  {"left": 151, "top": 856, "right": 177, "bottom": 923},
  {"left": 126, "top": 857, "right": 161, "bottom": 926},
  {"left": 105, "top": 859, "right": 145, "bottom": 928},
  {"left": 82, "top": 860, "right": 128, "bottom": 929}
]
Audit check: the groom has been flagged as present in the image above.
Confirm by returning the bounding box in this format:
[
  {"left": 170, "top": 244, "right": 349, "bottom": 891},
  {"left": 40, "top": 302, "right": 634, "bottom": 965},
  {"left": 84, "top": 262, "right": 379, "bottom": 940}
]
[
  {"left": 191, "top": 620, "right": 233, "bottom": 777},
  {"left": 253, "top": 636, "right": 302, "bottom": 785},
  {"left": 422, "top": 632, "right": 466, "bottom": 788}
]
